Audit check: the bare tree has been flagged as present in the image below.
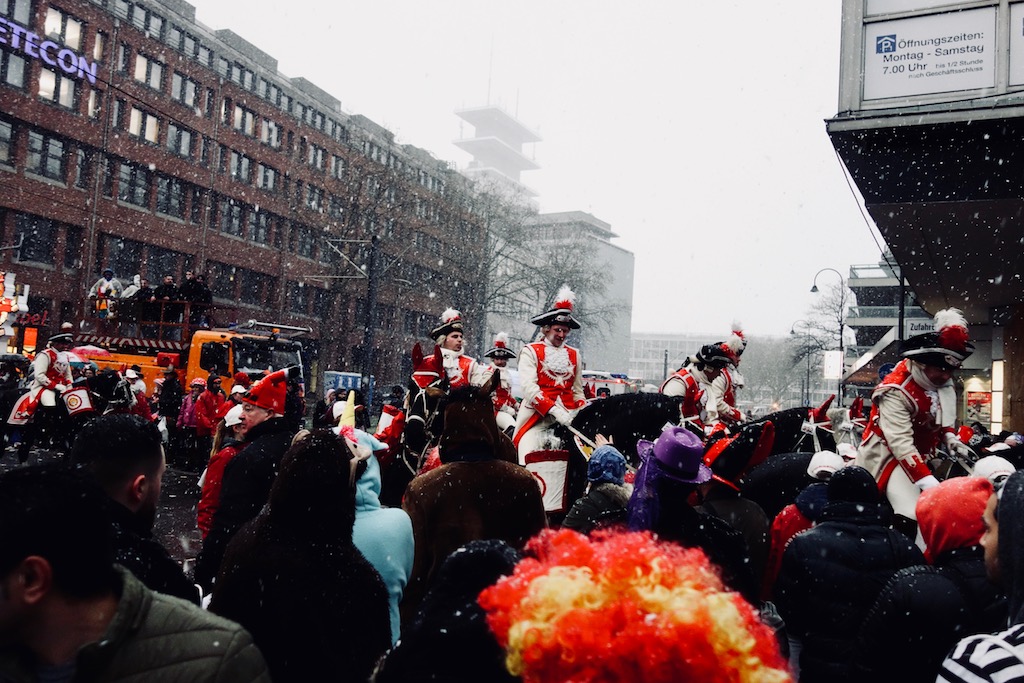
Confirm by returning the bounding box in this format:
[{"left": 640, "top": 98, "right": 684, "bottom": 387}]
[{"left": 738, "top": 335, "right": 805, "bottom": 409}]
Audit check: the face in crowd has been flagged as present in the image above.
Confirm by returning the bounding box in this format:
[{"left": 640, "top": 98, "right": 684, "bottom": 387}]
[
  {"left": 544, "top": 324, "right": 570, "bottom": 348},
  {"left": 442, "top": 330, "right": 464, "bottom": 353}
]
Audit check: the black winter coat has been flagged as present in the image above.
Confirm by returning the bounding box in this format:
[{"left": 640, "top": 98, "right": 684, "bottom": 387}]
[
  {"left": 109, "top": 500, "right": 199, "bottom": 605},
  {"left": 774, "top": 499, "right": 925, "bottom": 683},
  {"left": 562, "top": 483, "right": 631, "bottom": 535},
  {"left": 194, "top": 418, "right": 294, "bottom": 590},
  {"left": 158, "top": 377, "right": 183, "bottom": 421},
  {"left": 851, "top": 545, "right": 1007, "bottom": 683}
]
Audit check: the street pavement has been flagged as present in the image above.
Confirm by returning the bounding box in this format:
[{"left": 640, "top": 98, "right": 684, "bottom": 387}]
[{"left": 1, "top": 446, "right": 203, "bottom": 573}]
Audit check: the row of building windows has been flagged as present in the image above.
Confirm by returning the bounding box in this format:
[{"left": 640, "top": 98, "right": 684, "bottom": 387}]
[{"left": 1, "top": 0, "right": 451, "bottom": 196}]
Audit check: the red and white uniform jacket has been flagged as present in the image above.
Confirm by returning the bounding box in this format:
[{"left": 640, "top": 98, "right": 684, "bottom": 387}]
[
  {"left": 440, "top": 348, "right": 486, "bottom": 389},
  {"left": 660, "top": 366, "right": 714, "bottom": 429},
  {"left": 484, "top": 365, "right": 519, "bottom": 415},
  {"left": 708, "top": 366, "right": 743, "bottom": 425},
  {"left": 30, "top": 347, "right": 73, "bottom": 392},
  {"left": 513, "top": 340, "right": 585, "bottom": 446},
  {"left": 856, "top": 359, "right": 954, "bottom": 484}
]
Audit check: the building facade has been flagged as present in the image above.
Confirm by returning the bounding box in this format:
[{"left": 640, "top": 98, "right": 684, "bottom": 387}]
[
  {"left": 0, "top": 0, "right": 486, "bottom": 392},
  {"left": 828, "top": 0, "right": 1015, "bottom": 431}
]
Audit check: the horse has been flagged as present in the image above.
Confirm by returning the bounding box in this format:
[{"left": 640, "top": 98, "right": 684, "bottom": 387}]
[{"left": 14, "top": 369, "right": 136, "bottom": 458}]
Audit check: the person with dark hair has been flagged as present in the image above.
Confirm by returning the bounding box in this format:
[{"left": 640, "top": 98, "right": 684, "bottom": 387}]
[
  {"left": 194, "top": 368, "right": 296, "bottom": 591},
  {"left": 0, "top": 465, "right": 270, "bottom": 681},
  {"left": 938, "top": 469, "right": 1024, "bottom": 681},
  {"left": 210, "top": 429, "right": 391, "bottom": 682},
  {"left": 376, "top": 540, "right": 523, "bottom": 683},
  {"left": 774, "top": 465, "right": 925, "bottom": 683},
  {"left": 194, "top": 374, "right": 226, "bottom": 466},
  {"left": 157, "top": 365, "right": 184, "bottom": 458},
  {"left": 69, "top": 414, "right": 199, "bottom": 605}
]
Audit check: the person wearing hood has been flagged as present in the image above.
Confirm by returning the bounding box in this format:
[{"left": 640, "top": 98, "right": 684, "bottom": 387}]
[
  {"left": 854, "top": 476, "right": 1006, "bottom": 683},
  {"left": 774, "top": 465, "right": 924, "bottom": 683},
  {"left": 938, "top": 469, "right": 1024, "bottom": 682},
  {"left": 350, "top": 427, "right": 414, "bottom": 646}
]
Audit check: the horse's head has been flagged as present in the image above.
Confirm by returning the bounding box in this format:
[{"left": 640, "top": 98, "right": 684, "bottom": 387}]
[
  {"left": 436, "top": 371, "right": 508, "bottom": 463},
  {"left": 83, "top": 369, "right": 136, "bottom": 411},
  {"left": 404, "top": 343, "right": 449, "bottom": 456}
]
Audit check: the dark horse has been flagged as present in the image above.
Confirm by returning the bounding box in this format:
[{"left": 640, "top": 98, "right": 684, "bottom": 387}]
[
  {"left": 15, "top": 369, "right": 136, "bottom": 459},
  {"left": 379, "top": 349, "right": 516, "bottom": 508}
]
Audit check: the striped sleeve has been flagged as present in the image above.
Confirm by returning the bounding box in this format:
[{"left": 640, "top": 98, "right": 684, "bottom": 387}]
[{"left": 937, "top": 626, "right": 1024, "bottom": 683}]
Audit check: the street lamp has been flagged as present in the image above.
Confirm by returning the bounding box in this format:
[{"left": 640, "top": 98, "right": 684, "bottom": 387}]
[
  {"left": 811, "top": 267, "right": 847, "bottom": 406},
  {"left": 790, "top": 319, "right": 813, "bottom": 406}
]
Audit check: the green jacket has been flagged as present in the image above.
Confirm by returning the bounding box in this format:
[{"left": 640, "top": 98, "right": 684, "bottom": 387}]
[{"left": 0, "top": 566, "right": 270, "bottom": 682}]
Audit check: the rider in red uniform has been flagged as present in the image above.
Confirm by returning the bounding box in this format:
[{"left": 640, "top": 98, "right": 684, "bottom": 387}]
[
  {"left": 660, "top": 343, "right": 732, "bottom": 437},
  {"left": 483, "top": 332, "right": 519, "bottom": 434},
  {"left": 513, "top": 286, "right": 586, "bottom": 464},
  {"left": 10, "top": 327, "right": 75, "bottom": 463},
  {"left": 708, "top": 323, "right": 747, "bottom": 428},
  {"left": 856, "top": 308, "right": 974, "bottom": 536},
  {"left": 430, "top": 308, "right": 485, "bottom": 389}
]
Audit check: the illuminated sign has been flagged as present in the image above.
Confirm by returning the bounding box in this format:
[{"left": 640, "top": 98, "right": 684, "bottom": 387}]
[
  {"left": 823, "top": 350, "right": 844, "bottom": 380},
  {"left": 0, "top": 17, "right": 98, "bottom": 85}
]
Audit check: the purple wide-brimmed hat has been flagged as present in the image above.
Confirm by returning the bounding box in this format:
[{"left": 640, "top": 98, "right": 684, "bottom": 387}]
[{"left": 636, "top": 426, "right": 711, "bottom": 484}]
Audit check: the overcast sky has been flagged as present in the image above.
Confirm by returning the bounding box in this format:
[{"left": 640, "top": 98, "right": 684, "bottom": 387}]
[{"left": 186, "top": 0, "right": 885, "bottom": 337}]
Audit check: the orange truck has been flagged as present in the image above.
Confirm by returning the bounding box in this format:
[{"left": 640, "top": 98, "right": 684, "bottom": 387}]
[{"left": 73, "top": 319, "right": 308, "bottom": 393}]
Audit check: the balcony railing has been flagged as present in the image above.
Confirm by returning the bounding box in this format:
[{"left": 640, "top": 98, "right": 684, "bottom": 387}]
[{"left": 847, "top": 306, "right": 931, "bottom": 320}]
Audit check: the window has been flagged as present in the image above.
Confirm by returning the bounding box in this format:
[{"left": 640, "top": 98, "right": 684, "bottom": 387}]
[
  {"left": 127, "top": 3, "right": 164, "bottom": 39},
  {"left": 251, "top": 211, "right": 271, "bottom": 245},
  {"left": 87, "top": 89, "right": 101, "bottom": 118},
  {"left": 171, "top": 72, "right": 198, "bottom": 107},
  {"left": 0, "top": 118, "right": 12, "bottom": 165},
  {"left": 133, "top": 53, "right": 164, "bottom": 90},
  {"left": 199, "top": 137, "right": 212, "bottom": 167},
  {"left": 1, "top": 0, "right": 32, "bottom": 23},
  {"left": 155, "top": 176, "right": 184, "bottom": 218},
  {"left": 44, "top": 7, "right": 84, "bottom": 50},
  {"left": 256, "top": 163, "right": 276, "bottom": 192},
  {"left": 118, "top": 161, "right": 151, "bottom": 208},
  {"left": 328, "top": 195, "right": 345, "bottom": 220},
  {"left": 38, "top": 69, "right": 77, "bottom": 109},
  {"left": 128, "top": 107, "right": 160, "bottom": 144},
  {"left": 293, "top": 225, "right": 314, "bottom": 259},
  {"left": 308, "top": 143, "right": 325, "bottom": 170},
  {"left": 197, "top": 45, "right": 212, "bottom": 67},
  {"left": 168, "top": 25, "right": 201, "bottom": 59},
  {"left": 232, "top": 105, "right": 255, "bottom": 136},
  {"left": 287, "top": 281, "right": 309, "bottom": 315},
  {"left": 93, "top": 31, "right": 105, "bottom": 61},
  {"left": 27, "top": 130, "right": 66, "bottom": 181},
  {"left": 189, "top": 187, "right": 205, "bottom": 224},
  {"left": 0, "top": 51, "right": 26, "bottom": 88},
  {"left": 116, "top": 43, "right": 130, "bottom": 73},
  {"left": 64, "top": 225, "right": 83, "bottom": 269},
  {"left": 74, "top": 147, "right": 91, "bottom": 189},
  {"left": 14, "top": 214, "right": 59, "bottom": 266},
  {"left": 219, "top": 198, "right": 243, "bottom": 237},
  {"left": 110, "top": 98, "right": 124, "bottom": 129},
  {"left": 306, "top": 185, "right": 323, "bottom": 211},
  {"left": 166, "top": 123, "right": 192, "bottom": 157},
  {"left": 229, "top": 150, "right": 251, "bottom": 183},
  {"left": 239, "top": 269, "right": 274, "bottom": 307},
  {"left": 330, "top": 155, "right": 346, "bottom": 180},
  {"left": 260, "top": 118, "right": 280, "bottom": 148}
]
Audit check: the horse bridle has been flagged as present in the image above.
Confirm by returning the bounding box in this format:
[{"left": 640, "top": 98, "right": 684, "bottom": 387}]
[{"left": 401, "top": 380, "right": 446, "bottom": 474}]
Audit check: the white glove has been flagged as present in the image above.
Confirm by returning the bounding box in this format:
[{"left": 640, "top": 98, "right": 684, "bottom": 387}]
[
  {"left": 54, "top": 384, "right": 69, "bottom": 393},
  {"left": 944, "top": 432, "right": 972, "bottom": 457},
  {"left": 549, "top": 405, "right": 573, "bottom": 426},
  {"left": 736, "top": 410, "right": 746, "bottom": 423},
  {"left": 916, "top": 474, "right": 940, "bottom": 491}
]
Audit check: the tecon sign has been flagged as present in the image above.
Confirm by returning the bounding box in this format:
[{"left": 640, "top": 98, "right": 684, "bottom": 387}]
[{"left": 0, "top": 17, "right": 99, "bottom": 85}]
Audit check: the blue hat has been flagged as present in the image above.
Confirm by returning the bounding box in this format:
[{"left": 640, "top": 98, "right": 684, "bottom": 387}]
[{"left": 587, "top": 445, "right": 627, "bottom": 485}]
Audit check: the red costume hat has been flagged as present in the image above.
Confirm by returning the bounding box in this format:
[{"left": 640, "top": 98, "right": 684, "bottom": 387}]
[
  {"left": 483, "top": 331, "right": 517, "bottom": 360},
  {"left": 430, "top": 307, "right": 464, "bottom": 340},
  {"left": 531, "top": 285, "right": 581, "bottom": 329},
  {"left": 243, "top": 367, "right": 295, "bottom": 415}
]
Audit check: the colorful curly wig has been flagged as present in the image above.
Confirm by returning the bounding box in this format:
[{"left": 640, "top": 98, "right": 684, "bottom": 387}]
[{"left": 478, "top": 528, "right": 792, "bottom": 683}]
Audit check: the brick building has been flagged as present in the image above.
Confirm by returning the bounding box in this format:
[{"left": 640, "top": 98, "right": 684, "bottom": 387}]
[{"left": 0, "top": 0, "right": 486, "bottom": 390}]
